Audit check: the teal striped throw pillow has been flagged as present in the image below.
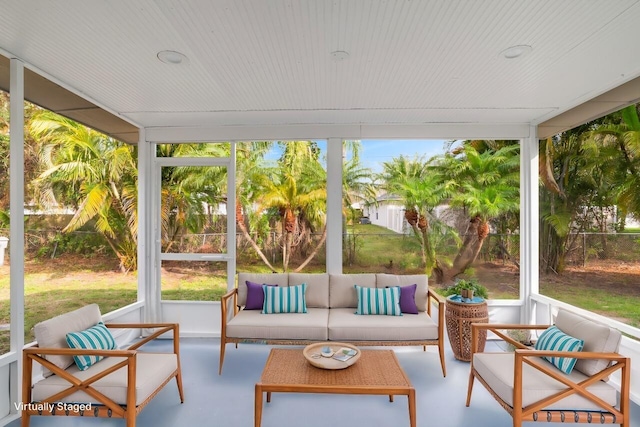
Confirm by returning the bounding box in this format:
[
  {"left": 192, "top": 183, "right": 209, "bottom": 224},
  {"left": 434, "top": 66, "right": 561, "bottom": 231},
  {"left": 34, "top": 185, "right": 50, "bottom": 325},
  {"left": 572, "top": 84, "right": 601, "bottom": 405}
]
[
  {"left": 262, "top": 283, "right": 308, "bottom": 314},
  {"left": 534, "top": 325, "right": 584, "bottom": 374},
  {"left": 354, "top": 285, "right": 402, "bottom": 316},
  {"left": 65, "top": 322, "right": 117, "bottom": 371}
]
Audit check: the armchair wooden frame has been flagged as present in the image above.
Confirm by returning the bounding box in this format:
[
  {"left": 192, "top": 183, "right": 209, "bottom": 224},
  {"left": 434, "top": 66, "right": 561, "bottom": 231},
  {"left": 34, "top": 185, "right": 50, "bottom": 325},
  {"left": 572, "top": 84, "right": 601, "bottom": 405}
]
[
  {"left": 22, "top": 323, "right": 184, "bottom": 427},
  {"left": 465, "top": 323, "right": 631, "bottom": 427}
]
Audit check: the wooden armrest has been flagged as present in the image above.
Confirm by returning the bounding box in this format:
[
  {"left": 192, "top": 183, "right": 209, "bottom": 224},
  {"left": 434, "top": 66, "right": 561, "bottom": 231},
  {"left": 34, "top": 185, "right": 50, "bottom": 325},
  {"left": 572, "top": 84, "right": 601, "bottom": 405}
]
[
  {"left": 515, "top": 348, "right": 626, "bottom": 361},
  {"left": 471, "top": 323, "right": 550, "bottom": 331},
  {"left": 470, "top": 323, "right": 551, "bottom": 353},
  {"left": 23, "top": 347, "right": 136, "bottom": 358},
  {"left": 221, "top": 288, "right": 238, "bottom": 304},
  {"left": 428, "top": 288, "right": 445, "bottom": 305},
  {"left": 427, "top": 288, "right": 445, "bottom": 317},
  {"left": 107, "top": 323, "right": 180, "bottom": 351},
  {"left": 221, "top": 288, "right": 238, "bottom": 324}
]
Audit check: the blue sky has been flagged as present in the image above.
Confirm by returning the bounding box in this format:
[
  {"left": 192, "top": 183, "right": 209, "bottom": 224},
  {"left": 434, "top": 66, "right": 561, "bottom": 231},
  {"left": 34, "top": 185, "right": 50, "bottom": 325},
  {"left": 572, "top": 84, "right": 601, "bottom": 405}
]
[
  {"left": 358, "top": 139, "right": 452, "bottom": 172},
  {"left": 266, "top": 139, "right": 456, "bottom": 172}
]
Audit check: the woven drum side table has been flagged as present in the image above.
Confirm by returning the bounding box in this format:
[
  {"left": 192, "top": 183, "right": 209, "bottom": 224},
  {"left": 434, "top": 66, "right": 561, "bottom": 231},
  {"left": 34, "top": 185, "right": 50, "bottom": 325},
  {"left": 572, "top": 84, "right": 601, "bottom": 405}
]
[{"left": 445, "top": 296, "right": 489, "bottom": 362}]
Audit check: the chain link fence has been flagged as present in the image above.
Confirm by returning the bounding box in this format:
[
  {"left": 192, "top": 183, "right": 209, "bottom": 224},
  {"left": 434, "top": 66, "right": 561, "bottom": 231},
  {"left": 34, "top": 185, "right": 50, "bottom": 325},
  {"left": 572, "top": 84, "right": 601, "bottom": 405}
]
[{"left": 3, "top": 228, "right": 639, "bottom": 269}]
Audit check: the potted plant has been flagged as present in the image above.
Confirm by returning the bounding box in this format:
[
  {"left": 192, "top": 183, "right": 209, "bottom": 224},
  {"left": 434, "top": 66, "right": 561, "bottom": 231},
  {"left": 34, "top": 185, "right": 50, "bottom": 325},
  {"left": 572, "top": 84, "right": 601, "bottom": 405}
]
[{"left": 443, "top": 278, "right": 489, "bottom": 301}]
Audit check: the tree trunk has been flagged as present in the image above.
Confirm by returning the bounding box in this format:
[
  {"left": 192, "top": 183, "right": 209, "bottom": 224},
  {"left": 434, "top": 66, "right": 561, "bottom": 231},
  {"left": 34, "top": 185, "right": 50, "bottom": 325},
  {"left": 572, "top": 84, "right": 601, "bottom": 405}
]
[
  {"left": 294, "top": 226, "right": 327, "bottom": 272},
  {"left": 444, "top": 216, "right": 486, "bottom": 281},
  {"left": 236, "top": 214, "right": 277, "bottom": 272},
  {"left": 408, "top": 221, "right": 427, "bottom": 268}
]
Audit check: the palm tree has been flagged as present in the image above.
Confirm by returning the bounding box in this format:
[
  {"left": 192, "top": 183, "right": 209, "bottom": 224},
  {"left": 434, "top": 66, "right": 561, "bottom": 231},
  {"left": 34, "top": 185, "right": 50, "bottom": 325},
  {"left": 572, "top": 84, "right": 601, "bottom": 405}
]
[
  {"left": 30, "top": 110, "right": 138, "bottom": 271},
  {"left": 380, "top": 156, "right": 449, "bottom": 272},
  {"left": 261, "top": 146, "right": 327, "bottom": 271},
  {"left": 434, "top": 143, "right": 520, "bottom": 282}
]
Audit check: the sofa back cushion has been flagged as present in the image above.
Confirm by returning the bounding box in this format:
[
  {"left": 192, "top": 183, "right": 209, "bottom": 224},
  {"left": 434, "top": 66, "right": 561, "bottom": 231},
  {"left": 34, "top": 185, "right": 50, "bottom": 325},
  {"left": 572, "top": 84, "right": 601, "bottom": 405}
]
[
  {"left": 554, "top": 308, "right": 621, "bottom": 377},
  {"left": 34, "top": 303, "right": 103, "bottom": 376},
  {"left": 289, "top": 273, "right": 329, "bottom": 308},
  {"left": 237, "top": 273, "right": 289, "bottom": 307},
  {"left": 329, "top": 274, "right": 376, "bottom": 308},
  {"left": 376, "top": 274, "right": 428, "bottom": 312}
]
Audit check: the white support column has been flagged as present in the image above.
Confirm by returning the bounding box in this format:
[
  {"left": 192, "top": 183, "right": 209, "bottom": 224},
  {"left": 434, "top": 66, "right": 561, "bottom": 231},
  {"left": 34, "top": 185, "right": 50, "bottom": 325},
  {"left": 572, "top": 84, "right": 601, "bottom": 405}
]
[
  {"left": 520, "top": 126, "right": 540, "bottom": 323},
  {"left": 326, "top": 138, "right": 343, "bottom": 274},
  {"left": 227, "top": 142, "right": 237, "bottom": 290},
  {"left": 137, "top": 129, "right": 160, "bottom": 322},
  {"left": 9, "top": 57, "right": 25, "bottom": 416}
]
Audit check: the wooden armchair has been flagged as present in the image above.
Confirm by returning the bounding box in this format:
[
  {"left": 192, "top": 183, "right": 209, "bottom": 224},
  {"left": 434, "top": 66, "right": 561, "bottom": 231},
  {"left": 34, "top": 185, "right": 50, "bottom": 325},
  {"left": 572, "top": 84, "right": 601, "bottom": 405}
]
[
  {"left": 465, "top": 308, "right": 630, "bottom": 427},
  {"left": 22, "top": 304, "right": 184, "bottom": 427}
]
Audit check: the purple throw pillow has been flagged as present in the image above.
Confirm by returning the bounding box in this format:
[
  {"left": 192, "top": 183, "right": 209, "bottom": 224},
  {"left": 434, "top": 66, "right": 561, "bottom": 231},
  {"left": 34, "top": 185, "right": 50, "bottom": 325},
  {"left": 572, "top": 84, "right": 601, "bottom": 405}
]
[
  {"left": 399, "top": 283, "right": 419, "bottom": 314},
  {"left": 245, "top": 281, "right": 277, "bottom": 310}
]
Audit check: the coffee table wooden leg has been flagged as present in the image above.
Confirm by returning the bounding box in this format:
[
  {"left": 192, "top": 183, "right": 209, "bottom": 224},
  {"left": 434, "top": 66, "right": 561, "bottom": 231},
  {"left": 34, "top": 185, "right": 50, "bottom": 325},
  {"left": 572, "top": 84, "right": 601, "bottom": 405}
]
[
  {"left": 408, "top": 388, "right": 416, "bottom": 427},
  {"left": 389, "top": 395, "right": 394, "bottom": 402},
  {"left": 254, "top": 384, "right": 263, "bottom": 427}
]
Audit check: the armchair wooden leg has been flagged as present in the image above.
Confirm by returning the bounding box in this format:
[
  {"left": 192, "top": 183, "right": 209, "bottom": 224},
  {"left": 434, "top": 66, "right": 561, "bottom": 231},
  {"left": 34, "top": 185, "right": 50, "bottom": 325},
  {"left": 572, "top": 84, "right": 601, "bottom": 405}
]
[
  {"left": 21, "top": 414, "right": 30, "bottom": 427},
  {"left": 438, "top": 343, "right": 446, "bottom": 377},
  {"left": 465, "top": 371, "right": 475, "bottom": 406},
  {"left": 176, "top": 371, "right": 185, "bottom": 403},
  {"left": 219, "top": 341, "right": 226, "bottom": 375}
]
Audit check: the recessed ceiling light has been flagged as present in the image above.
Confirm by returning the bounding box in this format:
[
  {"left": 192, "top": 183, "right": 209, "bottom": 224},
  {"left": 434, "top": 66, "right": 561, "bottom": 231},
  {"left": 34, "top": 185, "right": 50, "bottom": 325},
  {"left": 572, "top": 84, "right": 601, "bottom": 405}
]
[
  {"left": 157, "top": 50, "right": 189, "bottom": 65},
  {"left": 330, "top": 50, "right": 350, "bottom": 62},
  {"left": 500, "top": 45, "right": 532, "bottom": 59}
]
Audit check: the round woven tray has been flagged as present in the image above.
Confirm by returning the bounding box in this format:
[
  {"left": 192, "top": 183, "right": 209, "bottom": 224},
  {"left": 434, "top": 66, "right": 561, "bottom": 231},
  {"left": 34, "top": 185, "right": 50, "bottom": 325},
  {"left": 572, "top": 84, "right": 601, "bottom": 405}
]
[{"left": 303, "top": 342, "right": 360, "bottom": 370}]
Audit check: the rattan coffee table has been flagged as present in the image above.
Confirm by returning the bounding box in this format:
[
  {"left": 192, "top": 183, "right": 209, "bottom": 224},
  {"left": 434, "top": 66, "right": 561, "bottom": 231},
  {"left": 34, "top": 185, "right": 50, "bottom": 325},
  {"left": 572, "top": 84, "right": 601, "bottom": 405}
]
[{"left": 254, "top": 348, "right": 416, "bottom": 427}]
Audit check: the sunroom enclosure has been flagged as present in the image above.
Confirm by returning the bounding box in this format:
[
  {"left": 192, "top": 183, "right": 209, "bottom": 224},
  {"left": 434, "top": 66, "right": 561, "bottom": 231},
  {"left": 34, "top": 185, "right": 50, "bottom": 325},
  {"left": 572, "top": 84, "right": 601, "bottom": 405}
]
[{"left": 3, "top": 67, "right": 640, "bottom": 427}]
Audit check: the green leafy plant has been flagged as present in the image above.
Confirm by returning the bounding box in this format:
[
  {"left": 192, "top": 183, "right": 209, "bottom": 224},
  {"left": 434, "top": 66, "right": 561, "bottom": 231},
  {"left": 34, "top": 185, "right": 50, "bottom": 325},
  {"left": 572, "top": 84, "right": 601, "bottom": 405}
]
[{"left": 442, "top": 278, "right": 489, "bottom": 299}]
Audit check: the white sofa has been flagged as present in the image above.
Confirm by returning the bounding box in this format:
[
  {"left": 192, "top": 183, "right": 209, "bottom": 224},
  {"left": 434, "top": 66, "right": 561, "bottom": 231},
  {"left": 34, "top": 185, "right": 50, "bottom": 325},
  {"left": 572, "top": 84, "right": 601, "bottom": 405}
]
[{"left": 219, "top": 273, "right": 446, "bottom": 376}]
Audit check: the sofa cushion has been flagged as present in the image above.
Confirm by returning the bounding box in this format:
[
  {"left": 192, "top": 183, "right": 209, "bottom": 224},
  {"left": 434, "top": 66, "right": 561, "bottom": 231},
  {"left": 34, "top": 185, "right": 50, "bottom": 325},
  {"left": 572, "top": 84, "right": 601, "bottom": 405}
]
[
  {"left": 329, "top": 274, "right": 376, "bottom": 308},
  {"left": 554, "top": 308, "right": 621, "bottom": 377},
  {"left": 328, "top": 308, "right": 438, "bottom": 341},
  {"left": 226, "top": 308, "right": 329, "bottom": 341},
  {"left": 355, "top": 285, "right": 402, "bottom": 316},
  {"left": 473, "top": 352, "right": 617, "bottom": 410},
  {"left": 534, "top": 325, "right": 584, "bottom": 374},
  {"left": 398, "top": 284, "right": 419, "bottom": 314},
  {"left": 237, "top": 273, "right": 288, "bottom": 307},
  {"left": 376, "top": 274, "right": 428, "bottom": 312},
  {"left": 31, "top": 352, "right": 177, "bottom": 406},
  {"left": 289, "top": 273, "right": 329, "bottom": 308},
  {"left": 33, "top": 304, "right": 103, "bottom": 377},
  {"left": 262, "top": 283, "right": 307, "bottom": 314},
  {"left": 66, "top": 322, "right": 117, "bottom": 371},
  {"left": 245, "top": 281, "right": 277, "bottom": 310}
]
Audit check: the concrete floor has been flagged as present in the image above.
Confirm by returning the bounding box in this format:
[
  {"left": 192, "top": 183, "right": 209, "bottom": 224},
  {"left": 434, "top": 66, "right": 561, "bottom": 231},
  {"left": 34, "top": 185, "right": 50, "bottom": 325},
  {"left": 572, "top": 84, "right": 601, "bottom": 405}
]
[{"left": 12, "top": 338, "right": 640, "bottom": 427}]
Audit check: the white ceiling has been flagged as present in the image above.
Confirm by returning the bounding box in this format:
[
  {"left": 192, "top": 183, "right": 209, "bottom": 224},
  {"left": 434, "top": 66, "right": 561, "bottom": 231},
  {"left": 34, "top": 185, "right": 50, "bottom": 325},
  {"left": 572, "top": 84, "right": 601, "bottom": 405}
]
[{"left": 1, "top": 0, "right": 640, "bottom": 136}]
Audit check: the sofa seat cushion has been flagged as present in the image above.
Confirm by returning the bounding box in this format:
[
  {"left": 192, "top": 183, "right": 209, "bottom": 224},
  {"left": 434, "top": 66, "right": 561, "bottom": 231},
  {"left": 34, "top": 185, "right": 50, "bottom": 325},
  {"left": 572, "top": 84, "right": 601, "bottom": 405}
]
[
  {"left": 226, "top": 308, "right": 329, "bottom": 341},
  {"left": 32, "top": 352, "right": 178, "bottom": 406},
  {"left": 473, "top": 352, "right": 617, "bottom": 411},
  {"left": 327, "top": 308, "right": 438, "bottom": 341}
]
